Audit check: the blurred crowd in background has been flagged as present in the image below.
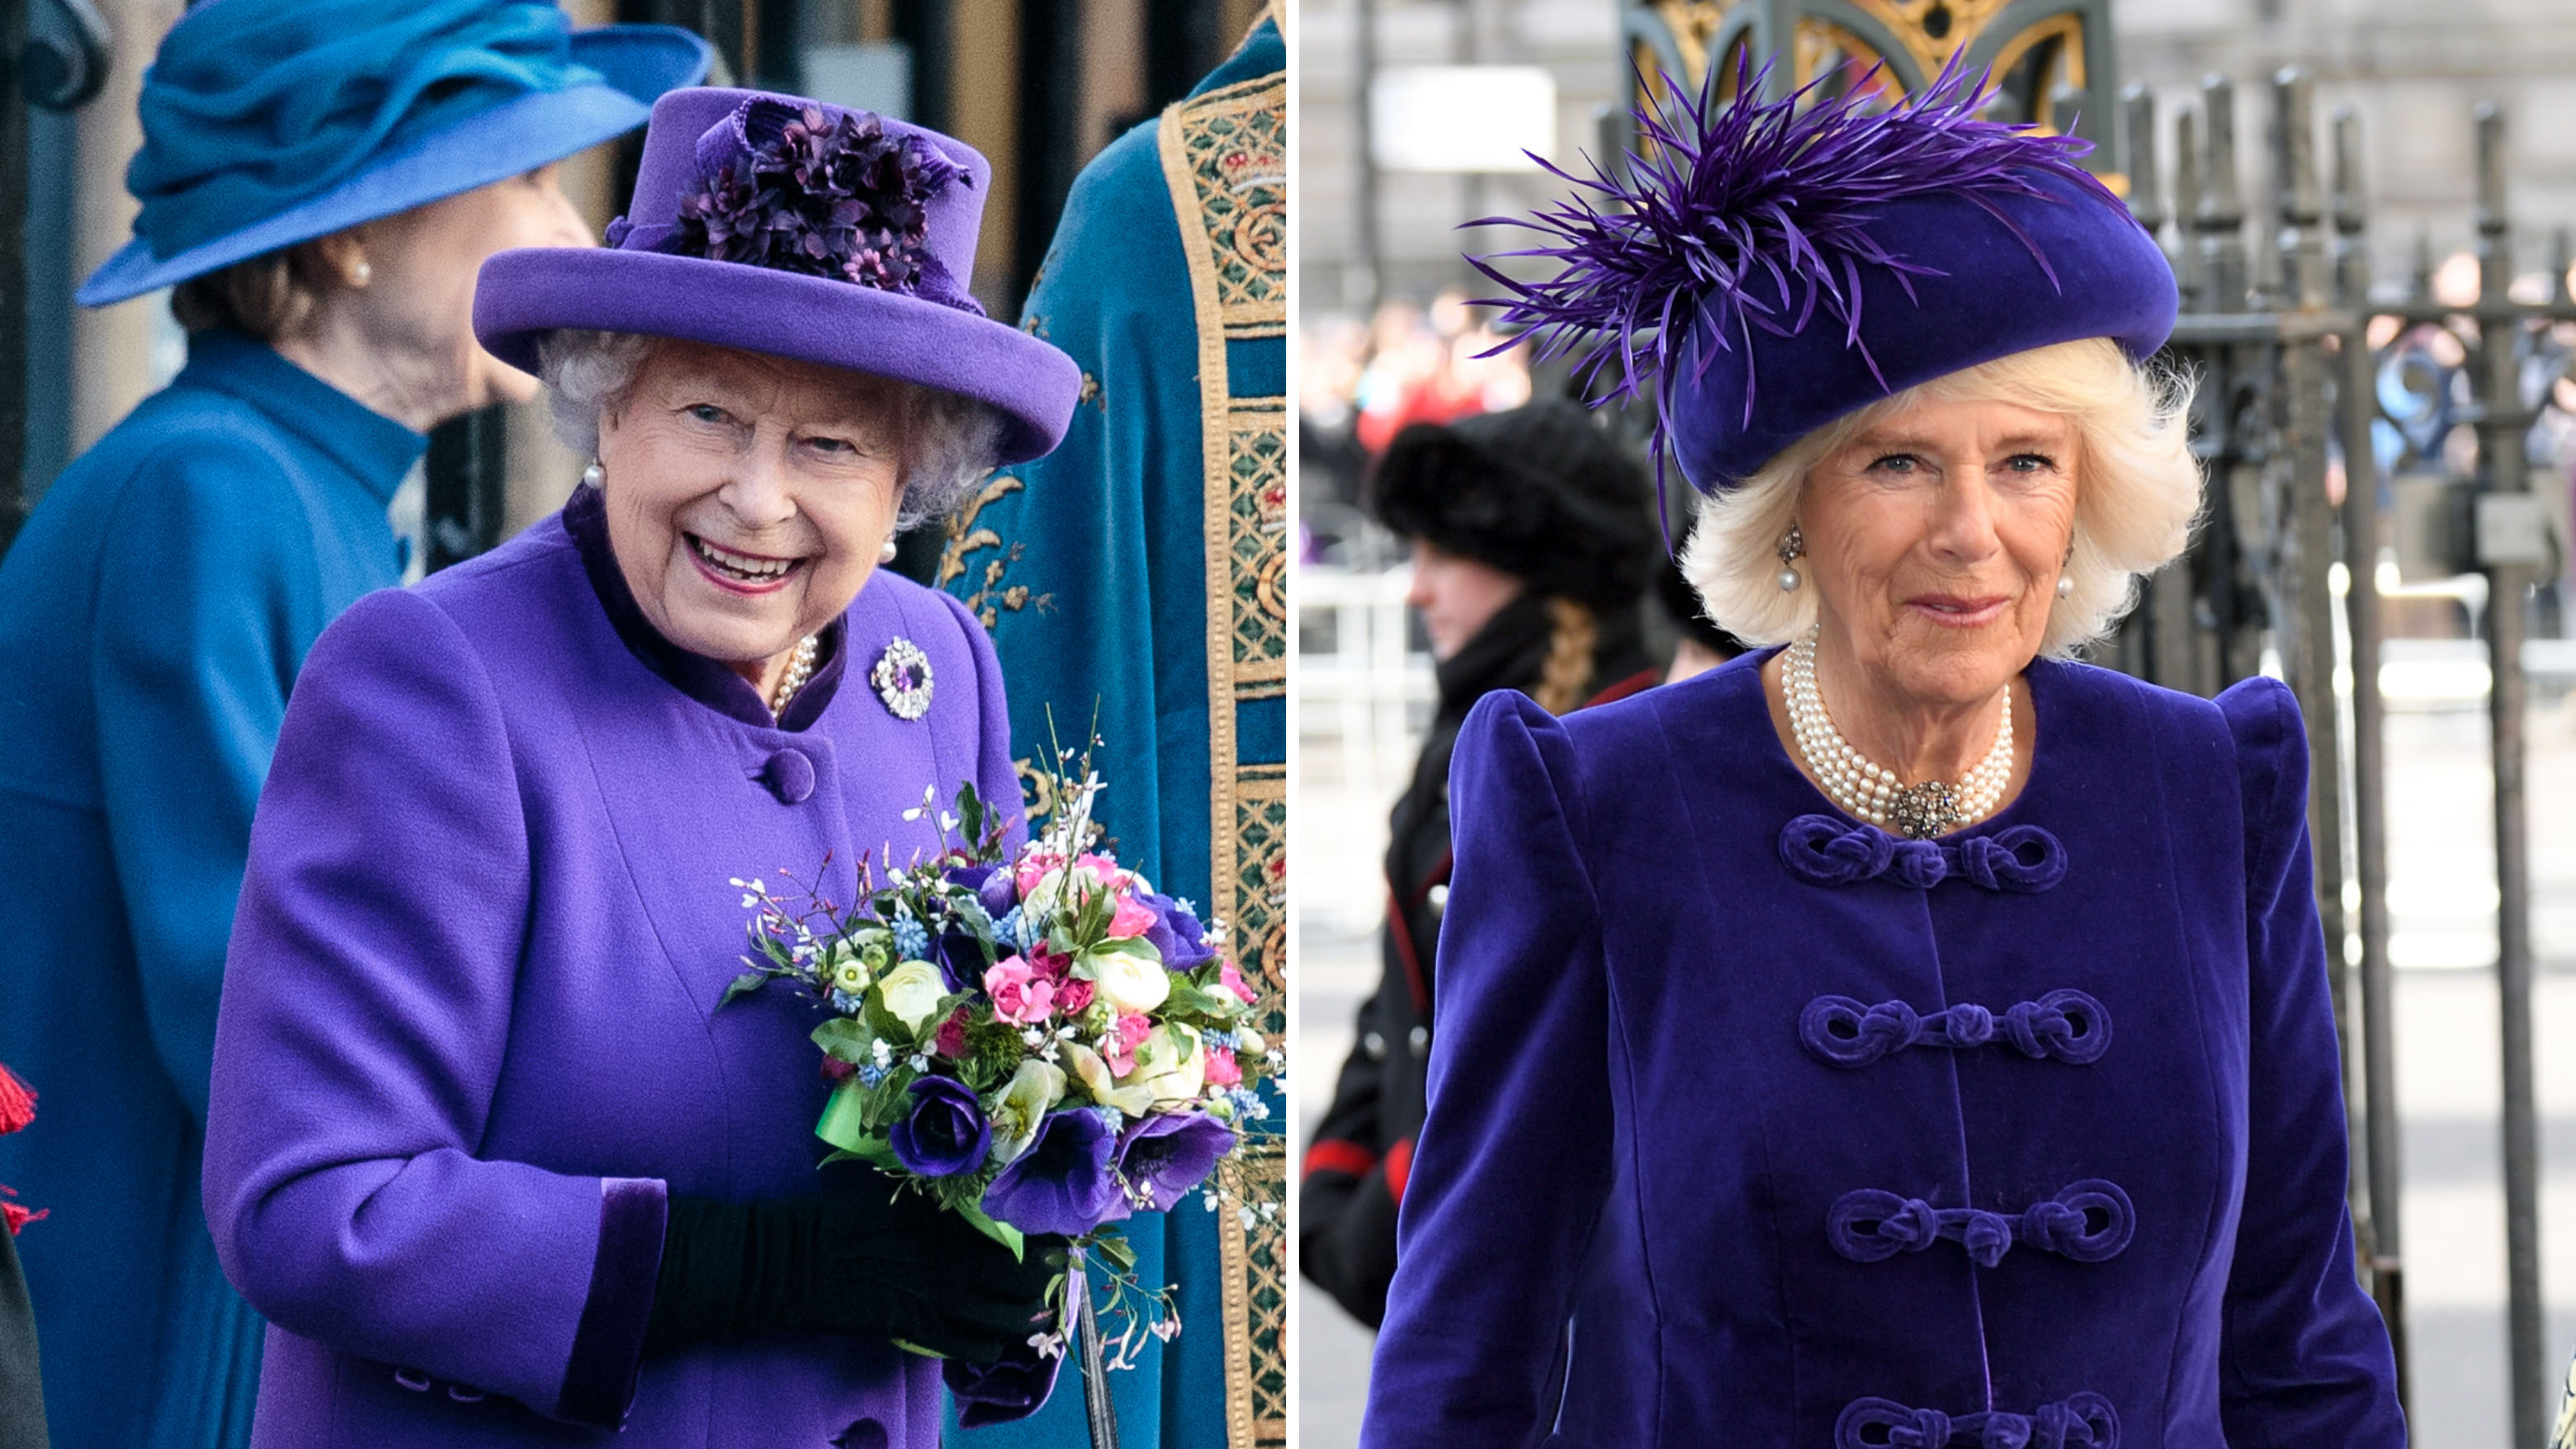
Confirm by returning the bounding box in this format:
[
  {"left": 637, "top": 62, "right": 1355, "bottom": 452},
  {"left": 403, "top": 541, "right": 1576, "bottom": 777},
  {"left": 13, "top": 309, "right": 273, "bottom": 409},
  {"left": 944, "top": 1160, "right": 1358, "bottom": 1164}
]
[{"left": 1297, "top": 292, "right": 1532, "bottom": 567}]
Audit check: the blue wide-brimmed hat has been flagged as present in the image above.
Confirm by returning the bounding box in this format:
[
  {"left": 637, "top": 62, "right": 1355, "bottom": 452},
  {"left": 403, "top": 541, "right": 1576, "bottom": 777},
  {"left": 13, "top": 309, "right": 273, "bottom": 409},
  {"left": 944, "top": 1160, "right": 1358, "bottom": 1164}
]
[
  {"left": 473, "top": 88, "right": 1083, "bottom": 465},
  {"left": 77, "top": 0, "right": 711, "bottom": 307},
  {"left": 1474, "top": 59, "right": 2177, "bottom": 494}
]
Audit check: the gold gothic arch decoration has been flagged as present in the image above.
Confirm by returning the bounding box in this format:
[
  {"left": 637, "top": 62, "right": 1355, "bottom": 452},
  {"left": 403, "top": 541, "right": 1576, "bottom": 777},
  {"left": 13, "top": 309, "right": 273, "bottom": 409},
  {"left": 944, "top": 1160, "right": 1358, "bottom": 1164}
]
[{"left": 1620, "top": 0, "right": 2125, "bottom": 193}]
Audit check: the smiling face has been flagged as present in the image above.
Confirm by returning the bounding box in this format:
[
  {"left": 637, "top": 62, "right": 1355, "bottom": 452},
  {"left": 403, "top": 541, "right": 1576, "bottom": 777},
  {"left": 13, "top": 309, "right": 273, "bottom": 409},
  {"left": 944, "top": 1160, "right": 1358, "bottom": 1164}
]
[
  {"left": 1797, "top": 394, "right": 2078, "bottom": 711},
  {"left": 594, "top": 340, "right": 908, "bottom": 687}
]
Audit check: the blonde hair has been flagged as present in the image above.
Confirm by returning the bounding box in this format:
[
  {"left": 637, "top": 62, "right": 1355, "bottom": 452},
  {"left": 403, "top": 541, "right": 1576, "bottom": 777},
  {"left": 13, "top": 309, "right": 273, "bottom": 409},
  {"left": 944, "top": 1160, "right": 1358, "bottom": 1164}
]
[
  {"left": 1533, "top": 597, "right": 1597, "bottom": 713},
  {"left": 1679, "top": 337, "right": 2202, "bottom": 658}
]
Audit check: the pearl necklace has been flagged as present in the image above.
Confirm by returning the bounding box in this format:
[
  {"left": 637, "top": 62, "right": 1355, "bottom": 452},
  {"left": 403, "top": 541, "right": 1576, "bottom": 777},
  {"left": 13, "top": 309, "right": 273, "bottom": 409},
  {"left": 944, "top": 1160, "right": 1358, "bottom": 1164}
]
[
  {"left": 1784, "top": 629, "right": 2015, "bottom": 839},
  {"left": 768, "top": 635, "right": 820, "bottom": 718}
]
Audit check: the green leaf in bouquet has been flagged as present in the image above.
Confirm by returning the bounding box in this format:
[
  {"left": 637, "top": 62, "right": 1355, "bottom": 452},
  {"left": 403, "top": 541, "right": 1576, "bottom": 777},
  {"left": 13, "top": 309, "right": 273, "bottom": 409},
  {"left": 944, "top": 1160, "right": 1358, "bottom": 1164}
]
[
  {"left": 861, "top": 1066, "right": 915, "bottom": 1130},
  {"left": 719, "top": 970, "right": 772, "bottom": 1010},
  {"left": 860, "top": 994, "right": 914, "bottom": 1048},
  {"left": 1188, "top": 961, "right": 1252, "bottom": 1012},
  {"left": 1156, "top": 979, "right": 1235, "bottom": 1021},
  {"left": 1089, "top": 1230, "right": 1137, "bottom": 1275},
  {"left": 954, "top": 781, "right": 990, "bottom": 854},
  {"left": 952, "top": 1196, "right": 1026, "bottom": 1260},
  {"left": 817, "top": 1078, "right": 898, "bottom": 1161},
  {"left": 811, "top": 1016, "right": 876, "bottom": 1064},
  {"left": 1071, "top": 877, "right": 1117, "bottom": 948}
]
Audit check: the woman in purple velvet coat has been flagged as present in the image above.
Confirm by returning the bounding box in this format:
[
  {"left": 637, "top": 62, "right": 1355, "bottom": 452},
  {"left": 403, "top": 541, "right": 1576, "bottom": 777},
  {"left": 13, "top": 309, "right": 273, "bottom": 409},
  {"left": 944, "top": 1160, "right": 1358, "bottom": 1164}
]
[
  {"left": 1359, "top": 68, "right": 2406, "bottom": 1449},
  {"left": 202, "top": 89, "right": 1084, "bottom": 1448}
]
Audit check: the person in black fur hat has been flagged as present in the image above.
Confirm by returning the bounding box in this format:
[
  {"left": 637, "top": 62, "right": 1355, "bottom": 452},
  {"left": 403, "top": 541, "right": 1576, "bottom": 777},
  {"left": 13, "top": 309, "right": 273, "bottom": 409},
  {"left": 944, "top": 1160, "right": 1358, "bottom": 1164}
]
[{"left": 1301, "top": 398, "right": 1659, "bottom": 1328}]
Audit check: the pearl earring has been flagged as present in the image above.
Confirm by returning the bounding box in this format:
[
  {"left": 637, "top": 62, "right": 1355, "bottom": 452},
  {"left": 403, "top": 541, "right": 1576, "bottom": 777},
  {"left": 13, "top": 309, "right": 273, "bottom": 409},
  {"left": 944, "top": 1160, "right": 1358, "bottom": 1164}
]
[
  {"left": 878, "top": 539, "right": 899, "bottom": 564},
  {"left": 2057, "top": 573, "right": 2074, "bottom": 598},
  {"left": 1775, "top": 522, "right": 1805, "bottom": 592},
  {"left": 352, "top": 262, "right": 372, "bottom": 285},
  {"left": 581, "top": 460, "right": 603, "bottom": 488}
]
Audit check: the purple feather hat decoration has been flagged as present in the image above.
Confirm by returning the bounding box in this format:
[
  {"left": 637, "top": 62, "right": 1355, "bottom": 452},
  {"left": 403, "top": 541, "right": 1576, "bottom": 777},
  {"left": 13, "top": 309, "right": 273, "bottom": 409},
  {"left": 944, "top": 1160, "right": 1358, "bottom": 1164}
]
[{"left": 1468, "top": 55, "right": 2173, "bottom": 497}]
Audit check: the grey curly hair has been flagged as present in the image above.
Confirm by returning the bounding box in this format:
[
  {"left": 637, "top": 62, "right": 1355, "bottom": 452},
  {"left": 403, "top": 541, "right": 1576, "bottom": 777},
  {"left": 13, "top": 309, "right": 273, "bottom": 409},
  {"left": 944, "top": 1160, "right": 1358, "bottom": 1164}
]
[{"left": 535, "top": 329, "right": 1009, "bottom": 527}]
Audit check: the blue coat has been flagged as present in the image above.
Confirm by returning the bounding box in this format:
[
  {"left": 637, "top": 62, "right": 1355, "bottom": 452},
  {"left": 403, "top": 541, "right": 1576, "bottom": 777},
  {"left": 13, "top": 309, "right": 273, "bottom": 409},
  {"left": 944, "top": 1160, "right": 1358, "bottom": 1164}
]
[
  {"left": 203, "top": 495, "right": 1026, "bottom": 1447},
  {"left": 1361, "top": 653, "right": 2403, "bottom": 1448},
  {"left": 0, "top": 329, "right": 419, "bottom": 1449}
]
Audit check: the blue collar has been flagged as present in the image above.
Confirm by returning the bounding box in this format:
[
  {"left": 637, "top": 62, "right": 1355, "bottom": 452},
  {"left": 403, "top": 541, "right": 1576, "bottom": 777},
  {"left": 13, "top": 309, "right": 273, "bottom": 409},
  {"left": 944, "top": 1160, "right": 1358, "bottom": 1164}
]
[
  {"left": 177, "top": 329, "right": 426, "bottom": 505},
  {"left": 560, "top": 483, "right": 847, "bottom": 730}
]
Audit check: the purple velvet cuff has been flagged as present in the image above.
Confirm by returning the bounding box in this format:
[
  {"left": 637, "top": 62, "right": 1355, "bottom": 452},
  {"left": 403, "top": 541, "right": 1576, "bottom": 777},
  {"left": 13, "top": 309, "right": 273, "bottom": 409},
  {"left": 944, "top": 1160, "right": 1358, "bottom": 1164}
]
[
  {"left": 554, "top": 1177, "right": 668, "bottom": 1428},
  {"left": 943, "top": 1341, "right": 1065, "bottom": 1427}
]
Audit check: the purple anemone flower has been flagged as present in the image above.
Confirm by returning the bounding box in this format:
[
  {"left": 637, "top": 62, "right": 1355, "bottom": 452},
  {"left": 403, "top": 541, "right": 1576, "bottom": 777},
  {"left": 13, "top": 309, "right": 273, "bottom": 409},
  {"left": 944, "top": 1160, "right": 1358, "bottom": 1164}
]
[
  {"left": 1114, "top": 1112, "right": 1236, "bottom": 1212},
  {"left": 945, "top": 860, "right": 1020, "bottom": 918},
  {"left": 1137, "top": 890, "right": 1217, "bottom": 973},
  {"left": 982, "top": 1107, "right": 1123, "bottom": 1235},
  {"left": 890, "top": 1075, "right": 990, "bottom": 1178}
]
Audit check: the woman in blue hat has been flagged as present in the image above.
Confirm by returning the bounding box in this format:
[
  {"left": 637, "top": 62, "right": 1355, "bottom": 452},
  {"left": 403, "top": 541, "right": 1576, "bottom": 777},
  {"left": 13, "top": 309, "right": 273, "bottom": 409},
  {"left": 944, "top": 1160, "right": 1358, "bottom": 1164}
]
[
  {"left": 0, "top": 5, "right": 705, "bottom": 1448},
  {"left": 1359, "top": 64, "right": 2405, "bottom": 1449}
]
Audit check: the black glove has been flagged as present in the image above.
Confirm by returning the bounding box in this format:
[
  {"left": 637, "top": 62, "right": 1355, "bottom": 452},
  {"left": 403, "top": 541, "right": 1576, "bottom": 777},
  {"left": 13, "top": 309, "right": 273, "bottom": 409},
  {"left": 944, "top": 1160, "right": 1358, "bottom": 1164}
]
[{"left": 645, "top": 1176, "right": 1066, "bottom": 1362}]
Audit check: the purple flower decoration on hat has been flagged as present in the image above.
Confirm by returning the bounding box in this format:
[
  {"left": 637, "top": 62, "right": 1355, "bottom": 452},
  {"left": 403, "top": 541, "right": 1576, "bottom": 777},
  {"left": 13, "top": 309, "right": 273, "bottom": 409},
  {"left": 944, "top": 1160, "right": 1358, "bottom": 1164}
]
[
  {"left": 890, "top": 1074, "right": 990, "bottom": 1178},
  {"left": 657, "top": 97, "right": 981, "bottom": 313},
  {"left": 983, "top": 1107, "right": 1124, "bottom": 1235},
  {"left": 1468, "top": 54, "right": 2118, "bottom": 495},
  {"left": 1136, "top": 890, "right": 1217, "bottom": 973},
  {"left": 1114, "top": 1111, "right": 1236, "bottom": 1212}
]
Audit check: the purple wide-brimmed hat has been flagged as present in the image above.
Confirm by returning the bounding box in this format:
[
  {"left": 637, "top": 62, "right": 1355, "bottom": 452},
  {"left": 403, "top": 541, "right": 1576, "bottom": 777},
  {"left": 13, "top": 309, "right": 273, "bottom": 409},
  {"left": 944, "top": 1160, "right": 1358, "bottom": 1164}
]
[
  {"left": 1473, "top": 59, "right": 2177, "bottom": 495},
  {"left": 475, "top": 87, "right": 1080, "bottom": 464}
]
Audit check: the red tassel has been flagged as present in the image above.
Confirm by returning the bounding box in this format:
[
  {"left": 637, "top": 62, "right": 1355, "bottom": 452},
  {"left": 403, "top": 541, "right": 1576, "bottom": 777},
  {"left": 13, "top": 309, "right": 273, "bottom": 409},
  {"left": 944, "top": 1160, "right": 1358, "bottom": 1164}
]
[
  {"left": 0, "top": 1064, "right": 31, "bottom": 1135},
  {"left": 0, "top": 1187, "right": 40, "bottom": 1236}
]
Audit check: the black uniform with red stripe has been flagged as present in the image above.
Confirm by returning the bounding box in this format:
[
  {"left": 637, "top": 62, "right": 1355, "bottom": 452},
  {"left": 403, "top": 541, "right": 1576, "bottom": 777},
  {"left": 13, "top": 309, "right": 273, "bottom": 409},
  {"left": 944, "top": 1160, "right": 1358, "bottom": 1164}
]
[{"left": 1299, "top": 594, "right": 1653, "bottom": 1327}]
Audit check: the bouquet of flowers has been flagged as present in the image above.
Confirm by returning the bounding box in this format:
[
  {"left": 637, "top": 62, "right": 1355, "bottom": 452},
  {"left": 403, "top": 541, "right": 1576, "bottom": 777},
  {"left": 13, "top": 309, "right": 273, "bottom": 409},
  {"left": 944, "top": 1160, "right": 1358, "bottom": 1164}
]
[{"left": 722, "top": 747, "right": 1278, "bottom": 1426}]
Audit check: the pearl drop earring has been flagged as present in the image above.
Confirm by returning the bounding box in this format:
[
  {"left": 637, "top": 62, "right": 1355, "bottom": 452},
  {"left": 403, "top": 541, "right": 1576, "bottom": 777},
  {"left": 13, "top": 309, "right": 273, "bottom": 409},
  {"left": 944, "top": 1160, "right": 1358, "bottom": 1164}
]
[
  {"left": 1775, "top": 522, "right": 1805, "bottom": 592},
  {"left": 878, "top": 539, "right": 899, "bottom": 564}
]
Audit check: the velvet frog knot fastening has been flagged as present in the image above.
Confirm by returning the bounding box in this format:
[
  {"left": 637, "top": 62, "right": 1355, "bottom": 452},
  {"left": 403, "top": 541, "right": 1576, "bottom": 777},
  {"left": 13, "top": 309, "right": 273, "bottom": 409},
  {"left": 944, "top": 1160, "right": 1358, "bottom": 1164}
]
[
  {"left": 1777, "top": 815, "right": 2067, "bottom": 892},
  {"left": 1835, "top": 1391, "right": 2120, "bottom": 1449},
  {"left": 1799, "top": 990, "right": 2111, "bottom": 1068},
  {"left": 1827, "top": 1180, "right": 2136, "bottom": 1268}
]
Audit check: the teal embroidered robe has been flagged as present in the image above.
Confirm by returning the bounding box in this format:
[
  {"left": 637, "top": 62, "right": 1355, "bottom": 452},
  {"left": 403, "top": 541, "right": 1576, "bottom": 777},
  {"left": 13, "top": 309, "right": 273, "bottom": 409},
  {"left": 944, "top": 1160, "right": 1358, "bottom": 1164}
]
[{"left": 941, "top": 18, "right": 1285, "bottom": 1449}]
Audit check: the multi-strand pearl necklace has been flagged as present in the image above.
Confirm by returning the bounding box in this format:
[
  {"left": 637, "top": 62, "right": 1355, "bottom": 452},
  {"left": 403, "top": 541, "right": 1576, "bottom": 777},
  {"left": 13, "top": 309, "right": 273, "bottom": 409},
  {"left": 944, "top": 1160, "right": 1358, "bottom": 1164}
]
[
  {"left": 1784, "top": 628, "right": 2014, "bottom": 839},
  {"left": 768, "top": 634, "right": 821, "bottom": 718}
]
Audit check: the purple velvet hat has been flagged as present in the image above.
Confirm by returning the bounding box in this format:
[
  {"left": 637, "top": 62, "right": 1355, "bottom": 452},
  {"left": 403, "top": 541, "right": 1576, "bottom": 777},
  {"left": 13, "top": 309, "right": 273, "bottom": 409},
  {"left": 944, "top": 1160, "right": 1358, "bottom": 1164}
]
[
  {"left": 1474, "top": 60, "right": 2177, "bottom": 494},
  {"left": 475, "top": 87, "right": 1080, "bottom": 464}
]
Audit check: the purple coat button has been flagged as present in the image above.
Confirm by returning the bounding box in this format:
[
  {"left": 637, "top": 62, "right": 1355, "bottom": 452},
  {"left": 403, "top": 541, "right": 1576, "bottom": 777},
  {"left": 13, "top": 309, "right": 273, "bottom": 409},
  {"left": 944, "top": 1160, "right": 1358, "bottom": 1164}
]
[{"left": 762, "top": 748, "right": 817, "bottom": 804}]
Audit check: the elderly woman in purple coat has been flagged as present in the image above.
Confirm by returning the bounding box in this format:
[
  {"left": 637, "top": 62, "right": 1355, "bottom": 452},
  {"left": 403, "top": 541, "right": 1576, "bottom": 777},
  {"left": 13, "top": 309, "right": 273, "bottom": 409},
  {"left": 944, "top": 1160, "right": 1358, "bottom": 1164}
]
[
  {"left": 1358, "top": 68, "right": 2406, "bottom": 1449},
  {"left": 202, "top": 89, "right": 1084, "bottom": 1448}
]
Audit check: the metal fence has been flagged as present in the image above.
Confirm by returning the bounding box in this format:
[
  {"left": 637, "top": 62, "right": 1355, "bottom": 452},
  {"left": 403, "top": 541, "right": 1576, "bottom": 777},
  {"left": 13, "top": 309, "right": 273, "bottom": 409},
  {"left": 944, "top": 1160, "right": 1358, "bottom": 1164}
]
[{"left": 2108, "top": 68, "right": 2574, "bottom": 1443}]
